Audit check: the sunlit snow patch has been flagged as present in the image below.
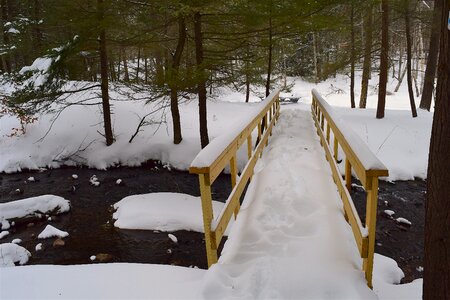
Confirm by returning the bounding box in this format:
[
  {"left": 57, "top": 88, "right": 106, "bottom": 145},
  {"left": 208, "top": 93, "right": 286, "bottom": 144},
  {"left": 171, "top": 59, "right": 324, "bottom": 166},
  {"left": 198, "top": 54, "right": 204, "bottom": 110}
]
[
  {"left": 113, "top": 192, "right": 233, "bottom": 234},
  {"left": 38, "top": 225, "right": 69, "bottom": 239}
]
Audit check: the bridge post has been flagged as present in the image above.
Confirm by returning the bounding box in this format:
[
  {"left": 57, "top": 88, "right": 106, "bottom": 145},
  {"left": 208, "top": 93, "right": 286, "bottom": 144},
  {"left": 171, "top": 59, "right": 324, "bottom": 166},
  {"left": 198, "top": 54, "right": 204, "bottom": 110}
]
[
  {"left": 363, "top": 175, "right": 379, "bottom": 288},
  {"left": 198, "top": 174, "right": 218, "bottom": 267}
]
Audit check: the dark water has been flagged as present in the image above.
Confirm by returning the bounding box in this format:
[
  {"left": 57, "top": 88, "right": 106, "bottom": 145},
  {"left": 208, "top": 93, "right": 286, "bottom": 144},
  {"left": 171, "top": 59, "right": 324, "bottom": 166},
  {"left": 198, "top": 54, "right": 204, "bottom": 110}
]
[
  {"left": 1, "top": 165, "right": 425, "bottom": 282},
  {"left": 0, "top": 162, "right": 231, "bottom": 269},
  {"left": 351, "top": 179, "right": 426, "bottom": 283}
]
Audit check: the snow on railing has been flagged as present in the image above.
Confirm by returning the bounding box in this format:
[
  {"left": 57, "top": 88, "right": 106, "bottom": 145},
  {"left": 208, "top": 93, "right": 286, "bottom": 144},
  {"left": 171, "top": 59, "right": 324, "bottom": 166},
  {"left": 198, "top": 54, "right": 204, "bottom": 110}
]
[
  {"left": 311, "top": 89, "right": 388, "bottom": 289},
  {"left": 190, "top": 89, "right": 280, "bottom": 267}
]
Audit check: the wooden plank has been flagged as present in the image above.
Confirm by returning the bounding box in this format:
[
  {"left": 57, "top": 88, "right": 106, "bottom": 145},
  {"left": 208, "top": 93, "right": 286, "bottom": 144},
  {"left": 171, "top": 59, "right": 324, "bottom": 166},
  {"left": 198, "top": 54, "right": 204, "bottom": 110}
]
[
  {"left": 198, "top": 174, "right": 218, "bottom": 267},
  {"left": 345, "top": 158, "right": 352, "bottom": 191},
  {"left": 363, "top": 176, "right": 379, "bottom": 288}
]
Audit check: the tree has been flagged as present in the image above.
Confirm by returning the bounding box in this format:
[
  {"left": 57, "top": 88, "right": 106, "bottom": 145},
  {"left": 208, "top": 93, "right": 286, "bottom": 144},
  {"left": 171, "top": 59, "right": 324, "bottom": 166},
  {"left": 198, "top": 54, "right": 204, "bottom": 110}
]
[
  {"left": 403, "top": 0, "right": 417, "bottom": 118},
  {"left": 423, "top": 0, "right": 450, "bottom": 298},
  {"left": 419, "top": 0, "right": 442, "bottom": 111},
  {"left": 359, "top": 1, "right": 373, "bottom": 108},
  {"left": 376, "top": 0, "right": 389, "bottom": 119},
  {"left": 349, "top": 0, "right": 355, "bottom": 108}
]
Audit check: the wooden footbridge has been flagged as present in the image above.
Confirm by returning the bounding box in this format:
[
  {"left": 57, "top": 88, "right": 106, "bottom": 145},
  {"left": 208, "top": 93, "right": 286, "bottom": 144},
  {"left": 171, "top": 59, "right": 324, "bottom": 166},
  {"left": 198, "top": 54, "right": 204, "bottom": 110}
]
[{"left": 189, "top": 89, "right": 388, "bottom": 289}]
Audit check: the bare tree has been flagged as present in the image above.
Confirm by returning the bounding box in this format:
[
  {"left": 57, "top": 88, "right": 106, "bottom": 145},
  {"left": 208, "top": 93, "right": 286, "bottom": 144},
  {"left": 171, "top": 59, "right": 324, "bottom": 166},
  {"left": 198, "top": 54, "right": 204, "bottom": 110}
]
[{"left": 376, "top": 0, "right": 389, "bottom": 119}]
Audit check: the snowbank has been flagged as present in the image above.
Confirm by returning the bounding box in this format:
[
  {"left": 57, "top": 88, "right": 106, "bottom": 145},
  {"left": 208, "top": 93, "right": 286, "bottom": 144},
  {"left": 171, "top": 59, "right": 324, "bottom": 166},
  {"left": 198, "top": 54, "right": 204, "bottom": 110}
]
[
  {"left": 38, "top": 225, "right": 69, "bottom": 239},
  {"left": 0, "top": 243, "right": 31, "bottom": 267},
  {"left": 0, "top": 195, "right": 70, "bottom": 230},
  {"left": 0, "top": 263, "right": 205, "bottom": 299},
  {"left": 113, "top": 193, "right": 232, "bottom": 234}
]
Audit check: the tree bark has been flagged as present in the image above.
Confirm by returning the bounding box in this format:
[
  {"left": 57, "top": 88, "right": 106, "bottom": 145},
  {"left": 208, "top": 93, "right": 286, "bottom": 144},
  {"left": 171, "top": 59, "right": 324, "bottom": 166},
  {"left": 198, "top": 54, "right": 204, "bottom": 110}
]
[
  {"left": 265, "top": 12, "right": 273, "bottom": 97},
  {"left": 194, "top": 11, "right": 209, "bottom": 148},
  {"left": 359, "top": 4, "right": 373, "bottom": 108},
  {"left": 376, "top": 0, "right": 389, "bottom": 119},
  {"left": 404, "top": 0, "right": 417, "bottom": 118},
  {"left": 350, "top": 0, "right": 356, "bottom": 108},
  {"left": 122, "top": 48, "right": 129, "bottom": 82},
  {"left": 420, "top": 0, "right": 442, "bottom": 111},
  {"left": 423, "top": 1, "right": 450, "bottom": 298},
  {"left": 98, "top": 0, "right": 114, "bottom": 146},
  {"left": 1, "top": 0, "right": 11, "bottom": 73},
  {"left": 169, "top": 16, "right": 186, "bottom": 145}
]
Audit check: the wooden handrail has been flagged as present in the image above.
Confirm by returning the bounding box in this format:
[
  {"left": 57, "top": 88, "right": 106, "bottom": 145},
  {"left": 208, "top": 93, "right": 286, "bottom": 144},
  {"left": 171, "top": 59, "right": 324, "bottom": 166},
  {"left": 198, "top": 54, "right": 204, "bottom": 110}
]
[
  {"left": 311, "top": 89, "right": 388, "bottom": 289},
  {"left": 190, "top": 90, "right": 281, "bottom": 267}
]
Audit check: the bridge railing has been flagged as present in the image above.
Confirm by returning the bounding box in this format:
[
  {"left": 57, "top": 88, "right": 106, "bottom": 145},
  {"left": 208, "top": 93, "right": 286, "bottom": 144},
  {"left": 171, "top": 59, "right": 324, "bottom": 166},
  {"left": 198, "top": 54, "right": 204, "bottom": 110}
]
[
  {"left": 190, "top": 89, "right": 281, "bottom": 267},
  {"left": 311, "top": 89, "right": 388, "bottom": 288}
]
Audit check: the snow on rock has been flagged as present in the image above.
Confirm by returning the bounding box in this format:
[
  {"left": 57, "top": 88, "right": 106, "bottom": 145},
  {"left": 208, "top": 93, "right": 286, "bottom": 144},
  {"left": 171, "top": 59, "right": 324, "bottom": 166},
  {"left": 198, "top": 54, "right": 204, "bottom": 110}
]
[
  {"left": 0, "top": 231, "right": 9, "bottom": 239},
  {"left": 90, "top": 255, "right": 96, "bottom": 261},
  {"left": 89, "top": 175, "right": 100, "bottom": 186},
  {"left": 384, "top": 210, "right": 395, "bottom": 217},
  {"left": 1, "top": 219, "right": 10, "bottom": 230},
  {"left": 0, "top": 263, "right": 205, "bottom": 299},
  {"left": 11, "top": 238, "right": 22, "bottom": 244},
  {"left": 38, "top": 225, "right": 69, "bottom": 239},
  {"left": 72, "top": 174, "right": 78, "bottom": 179},
  {"left": 396, "top": 217, "right": 412, "bottom": 226},
  {"left": 0, "top": 195, "right": 70, "bottom": 226},
  {"left": 373, "top": 253, "right": 422, "bottom": 299},
  {"left": 0, "top": 243, "right": 31, "bottom": 267},
  {"left": 113, "top": 193, "right": 232, "bottom": 234},
  {"left": 27, "top": 176, "right": 35, "bottom": 182},
  {"left": 168, "top": 234, "right": 178, "bottom": 243},
  {"left": 35, "top": 243, "right": 43, "bottom": 251},
  {"left": 116, "top": 179, "right": 122, "bottom": 185}
]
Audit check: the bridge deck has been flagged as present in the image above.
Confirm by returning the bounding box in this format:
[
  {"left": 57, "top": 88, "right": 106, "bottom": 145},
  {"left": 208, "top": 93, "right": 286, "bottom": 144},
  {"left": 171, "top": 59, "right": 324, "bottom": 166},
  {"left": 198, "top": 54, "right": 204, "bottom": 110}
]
[{"left": 198, "top": 106, "right": 376, "bottom": 299}]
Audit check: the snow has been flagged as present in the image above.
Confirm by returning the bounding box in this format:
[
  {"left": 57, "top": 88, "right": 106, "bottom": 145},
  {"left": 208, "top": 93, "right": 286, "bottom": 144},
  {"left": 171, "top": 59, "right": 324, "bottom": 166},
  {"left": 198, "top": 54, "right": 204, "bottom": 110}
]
[
  {"left": 0, "top": 231, "right": 9, "bottom": 239},
  {"left": 89, "top": 175, "right": 100, "bottom": 186},
  {"left": 168, "top": 234, "right": 178, "bottom": 243},
  {"left": 113, "top": 193, "right": 233, "bottom": 234},
  {"left": 35, "top": 243, "right": 43, "bottom": 251},
  {"left": 384, "top": 209, "right": 395, "bottom": 217},
  {"left": 71, "top": 174, "right": 78, "bottom": 179},
  {"left": 90, "top": 255, "right": 96, "bottom": 261},
  {"left": 27, "top": 176, "right": 35, "bottom": 182},
  {"left": 373, "top": 254, "right": 422, "bottom": 300},
  {"left": 19, "top": 56, "right": 53, "bottom": 87},
  {"left": 0, "top": 264, "right": 205, "bottom": 299},
  {"left": 0, "top": 195, "right": 70, "bottom": 228},
  {"left": 38, "top": 225, "right": 69, "bottom": 239},
  {"left": 396, "top": 217, "right": 412, "bottom": 226},
  {"left": 312, "top": 88, "right": 387, "bottom": 171},
  {"left": 11, "top": 239, "right": 21, "bottom": 244},
  {"left": 116, "top": 179, "right": 122, "bottom": 185},
  {"left": 0, "top": 243, "right": 31, "bottom": 267}
]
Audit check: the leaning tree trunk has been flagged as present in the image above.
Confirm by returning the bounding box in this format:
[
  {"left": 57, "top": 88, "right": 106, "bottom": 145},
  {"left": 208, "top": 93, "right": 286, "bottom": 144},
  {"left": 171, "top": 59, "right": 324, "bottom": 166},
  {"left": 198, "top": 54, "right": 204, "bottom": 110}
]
[
  {"left": 194, "top": 11, "right": 209, "bottom": 148},
  {"left": 98, "top": 0, "right": 114, "bottom": 146},
  {"left": 359, "top": 4, "right": 373, "bottom": 108},
  {"left": 350, "top": 0, "right": 356, "bottom": 108},
  {"left": 376, "top": 0, "right": 389, "bottom": 119},
  {"left": 423, "top": 0, "right": 450, "bottom": 298},
  {"left": 420, "top": 0, "right": 442, "bottom": 111},
  {"left": 404, "top": 0, "right": 417, "bottom": 118},
  {"left": 169, "top": 16, "right": 186, "bottom": 145}
]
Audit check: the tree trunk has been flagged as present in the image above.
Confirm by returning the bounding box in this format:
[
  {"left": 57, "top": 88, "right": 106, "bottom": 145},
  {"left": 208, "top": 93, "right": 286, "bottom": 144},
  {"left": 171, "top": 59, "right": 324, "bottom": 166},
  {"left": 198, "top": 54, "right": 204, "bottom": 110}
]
[
  {"left": 420, "top": 0, "right": 442, "bottom": 111},
  {"left": 265, "top": 13, "right": 273, "bottom": 97},
  {"left": 423, "top": 1, "right": 450, "bottom": 298},
  {"left": 1, "top": 0, "right": 11, "bottom": 73},
  {"left": 313, "top": 32, "right": 320, "bottom": 84},
  {"left": 122, "top": 48, "right": 129, "bottom": 82},
  {"left": 404, "top": 0, "right": 417, "bottom": 118},
  {"left": 194, "top": 11, "right": 209, "bottom": 148},
  {"left": 359, "top": 4, "right": 373, "bottom": 108},
  {"left": 376, "top": 0, "right": 389, "bottom": 119},
  {"left": 350, "top": 0, "right": 356, "bottom": 108},
  {"left": 135, "top": 47, "right": 140, "bottom": 82},
  {"left": 98, "top": 0, "right": 114, "bottom": 146},
  {"left": 169, "top": 16, "right": 186, "bottom": 145}
]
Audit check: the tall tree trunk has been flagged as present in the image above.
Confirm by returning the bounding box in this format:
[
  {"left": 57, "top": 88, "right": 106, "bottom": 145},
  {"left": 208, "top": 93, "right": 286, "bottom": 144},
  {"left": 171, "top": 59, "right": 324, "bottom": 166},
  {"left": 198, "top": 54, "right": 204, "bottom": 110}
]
[
  {"left": 350, "top": 0, "right": 356, "bottom": 108},
  {"left": 135, "top": 47, "right": 140, "bottom": 82},
  {"left": 376, "top": 0, "right": 389, "bottom": 119},
  {"left": 1, "top": 0, "right": 11, "bottom": 73},
  {"left": 404, "top": 0, "right": 417, "bottom": 118},
  {"left": 313, "top": 32, "right": 320, "bottom": 84},
  {"left": 194, "top": 11, "right": 209, "bottom": 148},
  {"left": 265, "top": 13, "right": 273, "bottom": 97},
  {"left": 169, "top": 16, "right": 186, "bottom": 145},
  {"left": 423, "top": 0, "right": 450, "bottom": 298},
  {"left": 122, "top": 48, "right": 129, "bottom": 82},
  {"left": 144, "top": 51, "right": 148, "bottom": 84},
  {"left": 359, "top": 4, "right": 373, "bottom": 108},
  {"left": 98, "top": 0, "right": 114, "bottom": 146},
  {"left": 420, "top": 0, "right": 442, "bottom": 111}
]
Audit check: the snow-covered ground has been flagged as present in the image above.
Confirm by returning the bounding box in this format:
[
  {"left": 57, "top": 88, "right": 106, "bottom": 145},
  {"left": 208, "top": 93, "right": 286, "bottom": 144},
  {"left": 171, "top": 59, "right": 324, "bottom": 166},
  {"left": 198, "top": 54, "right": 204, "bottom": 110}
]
[
  {"left": 0, "top": 107, "right": 421, "bottom": 299},
  {"left": 0, "top": 73, "right": 432, "bottom": 181}
]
